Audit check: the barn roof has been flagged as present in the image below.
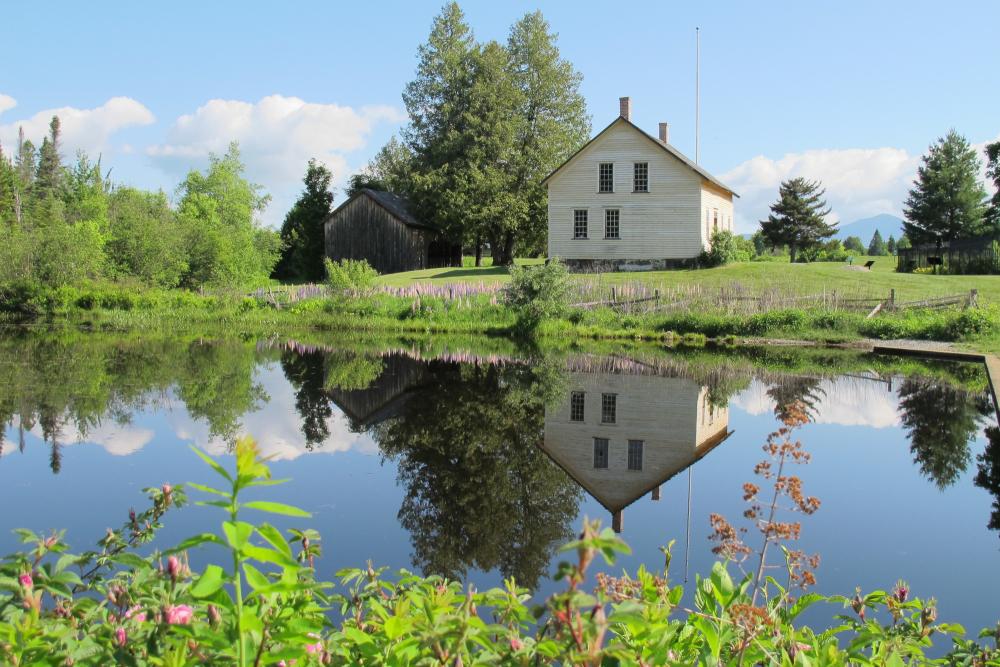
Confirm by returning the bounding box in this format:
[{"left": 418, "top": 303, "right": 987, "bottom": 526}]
[
  {"left": 329, "top": 189, "right": 438, "bottom": 231},
  {"left": 541, "top": 117, "right": 739, "bottom": 197}
]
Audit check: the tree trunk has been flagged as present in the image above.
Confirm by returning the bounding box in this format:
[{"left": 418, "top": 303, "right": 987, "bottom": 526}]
[
  {"left": 789, "top": 245, "right": 797, "bottom": 264},
  {"left": 499, "top": 231, "right": 515, "bottom": 266},
  {"left": 475, "top": 236, "right": 482, "bottom": 267}
]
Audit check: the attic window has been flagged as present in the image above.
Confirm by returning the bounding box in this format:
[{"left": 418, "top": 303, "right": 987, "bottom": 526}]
[
  {"left": 593, "top": 438, "right": 609, "bottom": 469},
  {"left": 598, "top": 163, "right": 614, "bottom": 193},
  {"left": 633, "top": 163, "right": 648, "bottom": 192}
]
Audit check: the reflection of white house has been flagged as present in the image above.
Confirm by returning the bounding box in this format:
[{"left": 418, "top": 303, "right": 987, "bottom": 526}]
[{"left": 543, "top": 371, "right": 731, "bottom": 532}]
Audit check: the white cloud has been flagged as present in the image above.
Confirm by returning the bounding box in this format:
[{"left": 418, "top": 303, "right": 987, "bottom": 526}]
[
  {"left": 0, "top": 94, "right": 16, "bottom": 115},
  {"left": 147, "top": 95, "right": 406, "bottom": 225},
  {"left": 2, "top": 416, "right": 155, "bottom": 458},
  {"left": 0, "top": 96, "right": 154, "bottom": 157},
  {"left": 722, "top": 147, "right": 918, "bottom": 233},
  {"left": 724, "top": 133, "right": 1000, "bottom": 234},
  {"left": 732, "top": 377, "right": 901, "bottom": 429}
]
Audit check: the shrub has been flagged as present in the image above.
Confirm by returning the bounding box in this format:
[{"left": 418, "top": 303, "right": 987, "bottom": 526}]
[
  {"left": 324, "top": 258, "right": 379, "bottom": 296},
  {"left": 504, "top": 258, "right": 572, "bottom": 331},
  {"left": 699, "top": 230, "right": 753, "bottom": 267}
]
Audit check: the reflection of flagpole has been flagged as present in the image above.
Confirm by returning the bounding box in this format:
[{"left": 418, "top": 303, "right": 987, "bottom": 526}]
[{"left": 684, "top": 466, "right": 692, "bottom": 582}]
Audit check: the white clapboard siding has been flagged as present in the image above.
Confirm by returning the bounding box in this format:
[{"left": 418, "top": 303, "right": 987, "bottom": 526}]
[
  {"left": 542, "top": 373, "right": 729, "bottom": 512},
  {"left": 547, "top": 120, "right": 730, "bottom": 261},
  {"left": 700, "top": 182, "right": 736, "bottom": 245}
]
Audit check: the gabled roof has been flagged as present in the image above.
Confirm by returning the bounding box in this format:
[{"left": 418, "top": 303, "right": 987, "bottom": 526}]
[
  {"left": 328, "top": 189, "right": 438, "bottom": 231},
  {"left": 541, "top": 117, "right": 739, "bottom": 198}
]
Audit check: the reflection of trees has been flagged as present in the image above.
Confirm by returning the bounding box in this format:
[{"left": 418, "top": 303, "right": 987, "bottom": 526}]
[
  {"left": 280, "top": 350, "right": 333, "bottom": 451},
  {"left": 373, "top": 360, "right": 580, "bottom": 588},
  {"left": 975, "top": 426, "right": 1000, "bottom": 537},
  {"left": 898, "top": 380, "right": 989, "bottom": 489},
  {"left": 0, "top": 336, "right": 268, "bottom": 468},
  {"left": 767, "top": 377, "right": 825, "bottom": 422}
]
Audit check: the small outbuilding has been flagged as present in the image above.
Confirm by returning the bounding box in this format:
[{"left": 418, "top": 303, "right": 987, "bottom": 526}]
[{"left": 324, "top": 189, "right": 459, "bottom": 275}]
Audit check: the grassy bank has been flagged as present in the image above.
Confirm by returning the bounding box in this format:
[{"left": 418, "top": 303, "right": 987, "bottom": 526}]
[{"left": 4, "top": 278, "right": 1000, "bottom": 354}]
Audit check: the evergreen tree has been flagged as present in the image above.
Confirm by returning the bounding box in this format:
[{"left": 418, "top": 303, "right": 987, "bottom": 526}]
[
  {"left": 501, "top": 10, "right": 590, "bottom": 263},
  {"left": 867, "top": 229, "right": 887, "bottom": 256},
  {"left": 35, "top": 116, "right": 65, "bottom": 199},
  {"left": 986, "top": 140, "right": 1000, "bottom": 230},
  {"left": 897, "top": 233, "right": 912, "bottom": 251},
  {"left": 759, "top": 178, "right": 836, "bottom": 262},
  {"left": 273, "top": 159, "right": 334, "bottom": 283},
  {"left": 0, "top": 143, "right": 18, "bottom": 225},
  {"left": 402, "top": 2, "right": 477, "bottom": 246},
  {"left": 843, "top": 235, "right": 865, "bottom": 254},
  {"left": 903, "top": 130, "right": 989, "bottom": 244},
  {"left": 887, "top": 234, "right": 897, "bottom": 255}
]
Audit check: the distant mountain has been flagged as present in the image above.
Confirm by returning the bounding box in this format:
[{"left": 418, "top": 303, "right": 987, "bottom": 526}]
[{"left": 834, "top": 214, "right": 905, "bottom": 243}]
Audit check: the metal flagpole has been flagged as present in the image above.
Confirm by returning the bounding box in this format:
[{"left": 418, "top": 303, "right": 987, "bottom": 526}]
[
  {"left": 695, "top": 27, "right": 700, "bottom": 166},
  {"left": 684, "top": 466, "right": 692, "bottom": 582}
]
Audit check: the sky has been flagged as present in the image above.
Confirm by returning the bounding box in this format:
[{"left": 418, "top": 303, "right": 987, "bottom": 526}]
[{"left": 2, "top": 0, "right": 998, "bottom": 232}]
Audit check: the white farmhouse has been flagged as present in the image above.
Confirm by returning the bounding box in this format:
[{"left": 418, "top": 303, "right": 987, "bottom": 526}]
[{"left": 543, "top": 97, "right": 738, "bottom": 271}]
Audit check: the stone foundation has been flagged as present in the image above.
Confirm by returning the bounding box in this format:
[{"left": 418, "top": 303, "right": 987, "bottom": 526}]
[{"left": 561, "top": 257, "right": 699, "bottom": 273}]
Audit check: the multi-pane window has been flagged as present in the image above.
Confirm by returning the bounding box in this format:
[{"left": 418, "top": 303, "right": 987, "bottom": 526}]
[
  {"left": 605, "top": 209, "right": 620, "bottom": 239},
  {"left": 713, "top": 209, "right": 719, "bottom": 233},
  {"left": 601, "top": 393, "right": 617, "bottom": 424},
  {"left": 633, "top": 162, "right": 648, "bottom": 192},
  {"left": 593, "top": 438, "right": 609, "bottom": 469},
  {"left": 598, "top": 163, "right": 614, "bottom": 192},
  {"left": 627, "top": 440, "right": 644, "bottom": 471},
  {"left": 573, "top": 209, "right": 588, "bottom": 239},
  {"left": 570, "top": 391, "right": 585, "bottom": 421}
]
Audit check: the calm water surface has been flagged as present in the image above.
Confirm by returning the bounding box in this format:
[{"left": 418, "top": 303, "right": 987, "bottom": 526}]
[{"left": 1, "top": 335, "right": 998, "bottom": 632}]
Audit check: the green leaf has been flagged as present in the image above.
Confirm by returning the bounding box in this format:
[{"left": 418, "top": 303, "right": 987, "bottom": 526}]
[
  {"left": 243, "top": 544, "right": 300, "bottom": 569},
  {"left": 169, "top": 532, "right": 225, "bottom": 553},
  {"left": 243, "top": 562, "right": 270, "bottom": 592},
  {"left": 242, "top": 501, "right": 311, "bottom": 518},
  {"left": 222, "top": 521, "right": 254, "bottom": 550},
  {"left": 110, "top": 552, "right": 152, "bottom": 570},
  {"left": 191, "top": 564, "right": 226, "bottom": 598},
  {"left": 191, "top": 446, "right": 233, "bottom": 483},
  {"left": 257, "top": 523, "right": 294, "bottom": 561},
  {"left": 187, "top": 482, "right": 231, "bottom": 499},
  {"left": 384, "top": 615, "right": 413, "bottom": 640}
]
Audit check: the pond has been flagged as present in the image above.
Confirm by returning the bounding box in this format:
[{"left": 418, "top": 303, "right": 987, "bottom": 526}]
[{"left": 1, "top": 333, "right": 998, "bottom": 634}]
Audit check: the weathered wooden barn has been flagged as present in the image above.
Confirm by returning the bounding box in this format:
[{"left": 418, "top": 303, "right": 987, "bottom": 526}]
[{"left": 323, "top": 189, "right": 459, "bottom": 274}]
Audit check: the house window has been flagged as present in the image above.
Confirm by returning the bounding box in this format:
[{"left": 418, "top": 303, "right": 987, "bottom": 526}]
[
  {"left": 598, "top": 163, "right": 614, "bottom": 192},
  {"left": 705, "top": 209, "right": 711, "bottom": 240},
  {"left": 627, "top": 440, "right": 644, "bottom": 471},
  {"left": 573, "top": 210, "right": 588, "bottom": 239},
  {"left": 593, "top": 438, "right": 609, "bottom": 469},
  {"left": 570, "top": 391, "right": 585, "bottom": 421},
  {"left": 605, "top": 209, "right": 620, "bottom": 239},
  {"left": 713, "top": 209, "right": 719, "bottom": 233},
  {"left": 601, "top": 393, "right": 617, "bottom": 424},
  {"left": 633, "top": 162, "right": 648, "bottom": 192}
]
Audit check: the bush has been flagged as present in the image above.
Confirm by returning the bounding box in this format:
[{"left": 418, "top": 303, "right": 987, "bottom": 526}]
[
  {"left": 503, "top": 258, "right": 572, "bottom": 331},
  {"left": 324, "top": 258, "right": 379, "bottom": 296},
  {"left": 699, "top": 230, "right": 753, "bottom": 267}
]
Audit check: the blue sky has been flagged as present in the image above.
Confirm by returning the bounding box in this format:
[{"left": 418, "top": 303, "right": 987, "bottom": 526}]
[{"left": 2, "top": 0, "right": 997, "bottom": 231}]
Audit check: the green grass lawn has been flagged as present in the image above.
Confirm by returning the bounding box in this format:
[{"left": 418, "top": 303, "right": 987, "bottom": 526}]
[{"left": 377, "top": 256, "right": 1000, "bottom": 304}]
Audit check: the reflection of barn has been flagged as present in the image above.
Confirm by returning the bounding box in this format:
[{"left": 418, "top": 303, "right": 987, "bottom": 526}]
[
  {"left": 543, "top": 370, "right": 731, "bottom": 532},
  {"left": 324, "top": 189, "right": 460, "bottom": 275},
  {"left": 325, "top": 354, "right": 428, "bottom": 431}
]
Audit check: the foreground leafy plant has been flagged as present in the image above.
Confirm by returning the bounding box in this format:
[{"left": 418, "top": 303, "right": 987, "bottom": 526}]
[{"left": 1, "top": 437, "right": 998, "bottom": 666}]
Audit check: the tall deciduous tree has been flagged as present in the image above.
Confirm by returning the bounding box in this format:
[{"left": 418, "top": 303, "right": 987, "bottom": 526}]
[
  {"left": 346, "top": 136, "right": 415, "bottom": 198},
  {"left": 758, "top": 178, "right": 835, "bottom": 263},
  {"left": 274, "top": 159, "right": 334, "bottom": 283},
  {"left": 887, "top": 234, "right": 897, "bottom": 255},
  {"left": 903, "top": 130, "right": 989, "bottom": 245},
  {"left": 843, "top": 236, "right": 865, "bottom": 254}
]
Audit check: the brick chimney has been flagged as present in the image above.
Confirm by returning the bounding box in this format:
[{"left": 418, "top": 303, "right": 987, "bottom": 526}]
[
  {"left": 658, "top": 122, "right": 669, "bottom": 144},
  {"left": 619, "top": 96, "right": 631, "bottom": 121}
]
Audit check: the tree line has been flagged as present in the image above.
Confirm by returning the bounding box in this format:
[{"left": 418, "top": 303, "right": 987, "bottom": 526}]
[
  {"left": 0, "top": 118, "right": 281, "bottom": 289},
  {"left": 756, "top": 131, "right": 1000, "bottom": 262}
]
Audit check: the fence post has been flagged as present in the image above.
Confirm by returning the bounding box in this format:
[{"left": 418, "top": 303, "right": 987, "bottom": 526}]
[
  {"left": 970, "top": 289, "right": 979, "bottom": 309},
  {"left": 610, "top": 287, "right": 617, "bottom": 304},
  {"left": 888, "top": 289, "right": 895, "bottom": 310}
]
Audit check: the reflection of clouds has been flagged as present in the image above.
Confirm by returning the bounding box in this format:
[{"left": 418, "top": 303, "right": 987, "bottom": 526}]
[
  {"left": 2, "top": 365, "right": 378, "bottom": 461},
  {"left": 732, "top": 377, "right": 901, "bottom": 429},
  {"left": 169, "top": 365, "right": 378, "bottom": 461},
  {"left": 2, "top": 417, "right": 154, "bottom": 457}
]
